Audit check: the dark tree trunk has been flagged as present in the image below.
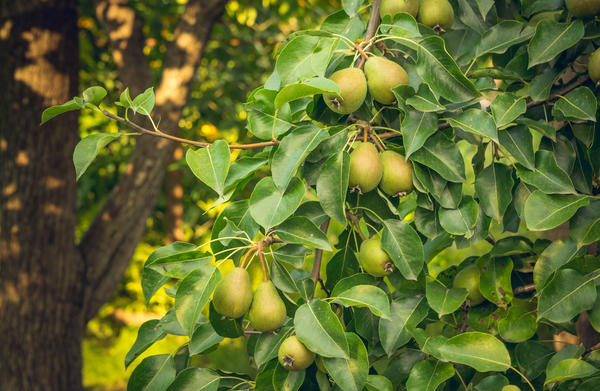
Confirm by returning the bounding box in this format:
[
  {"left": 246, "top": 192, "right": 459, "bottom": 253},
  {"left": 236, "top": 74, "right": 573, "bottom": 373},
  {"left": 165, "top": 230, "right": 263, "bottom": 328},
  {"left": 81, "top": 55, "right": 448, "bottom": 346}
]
[{"left": 0, "top": 1, "right": 85, "bottom": 390}]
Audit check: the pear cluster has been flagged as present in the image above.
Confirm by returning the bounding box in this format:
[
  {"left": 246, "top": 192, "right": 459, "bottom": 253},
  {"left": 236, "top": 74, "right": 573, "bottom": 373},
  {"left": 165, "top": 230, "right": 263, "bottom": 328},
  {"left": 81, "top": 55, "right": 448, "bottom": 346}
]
[
  {"left": 212, "top": 267, "right": 287, "bottom": 332},
  {"left": 348, "top": 143, "right": 414, "bottom": 196},
  {"left": 380, "top": 0, "right": 455, "bottom": 30}
]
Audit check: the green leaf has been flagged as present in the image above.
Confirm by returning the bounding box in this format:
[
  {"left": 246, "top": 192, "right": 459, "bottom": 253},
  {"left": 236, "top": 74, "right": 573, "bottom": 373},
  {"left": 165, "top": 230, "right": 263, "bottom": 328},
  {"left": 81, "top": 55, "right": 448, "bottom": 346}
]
[
  {"left": 125, "top": 320, "right": 166, "bottom": 368},
  {"left": 553, "top": 87, "right": 598, "bottom": 122},
  {"left": 186, "top": 140, "right": 231, "bottom": 196},
  {"left": 41, "top": 98, "right": 85, "bottom": 124},
  {"left": 131, "top": 87, "right": 155, "bottom": 115},
  {"left": 476, "top": 21, "right": 535, "bottom": 57},
  {"left": 528, "top": 19, "right": 584, "bottom": 67},
  {"left": 524, "top": 191, "right": 589, "bottom": 231},
  {"left": 275, "top": 35, "right": 336, "bottom": 84},
  {"left": 322, "top": 333, "right": 369, "bottom": 391},
  {"left": 406, "top": 360, "right": 454, "bottom": 391},
  {"left": 533, "top": 238, "right": 581, "bottom": 290},
  {"left": 294, "top": 299, "right": 348, "bottom": 358},
  {"left": 402, "top": 110, "right": 438, "bottom": 158},
  {"left": 82, "top": 86, "right": 107, "bottom": 105},
  {"left": 223, "top": 156, "right": 268, "bottom": 193},
  {"left": 498, "top": 299, "right": 537, "bottom": 343},
  {"left": 189, "top": 323, "right": 223, "bottom": 355},
  {"left": 317, "top": 151, "right": 349, "bottom": 225},
  {"left": 119, "top": 88, "right": 134, "bottom": 108},
  {"left": 274, "top": 77, "right": 340, "bottom": 108},
  {"left": 405, "top": 84, "right": 445, "bottom": 112},
  {"left": 517, "top": 148, "right": 575, "bottom": 194},
  {"left": 249, "top": 177, "right": 305, "bottom": 231},
  {"left": 73, "top": 133, "right": 123, "bottom": 180},
  {"left": 410, "top": 133, "right": 466, "bottom": 182},
  {"left": 378, "top": 295, "right": 429, "bottom": 355},
  {"left": 127, "top": 354, "right": 176, "bottom": 391},
  {"left": 439, "top": 332, "right": 511, "bottom": 372},
  {"left": 272, "top": 244, "right": 311, "bottom": 268},
  {"left": 477, "top": 255, "right": 513, "bottom": 307},
  {"left": 272, "top": 363, "right": 305, "bottom": 391},
  {"left": 146, "top": 249, "right": 212, "bottom": 279},
  {"left": 365, "top": 375, "right": 393, "bottom": 391},
  {"left": 438, "top": 196, "right": 479, "bottom": 237},
  {"left": 498, "top": 125, "right": 535, "bottom": 170},
  {"left": 490, "top": 93, "right": 527, "bottom": 128},
  {"left": 272, "top": 124, "right": 328, "bottom": 190},
  {"left": 545, "top": 359, "right": 599, "bottom": 385},
  {"left": 342, "top": 0, "right": 362, "bottom": 16},
  {"left": 426, "top": 277, "right": 469, "bottom": 316},
  {"left": 246, "top": 88, "right": 294, "bottom": 140},
  {"left": 254, "top": 327, "right": 293, "bottom": 368},
  {"left": 571, "top": 199, "right": 600, "bottom": 245},
  {"left": 446, "top": 109, "right": 498, "bottom": 142},
  {"left": 166, "top": 368, "right": 220, "bottom": 391},
  {"left": 332, "top": 285, "right": 391, "bottom": 319},
  {"left": 538, "top": 269, "right": 597, "bottom": 323},
  {"left": 380, "top": 219, "right": 424, "bottom": 280},
  {"left": 515, "top": 341, "right": 553, "bottom": 380},
  {"left": 174, "top": 266, "right": 221, "bottom": 336},
  {"left": 271, "top": 259, "right": 299, "bottom": 294},
  {"left": 276, "top": 216, "right": 331, "bottom": 250},
  {"left": 208, "top": 301, "right": 243, "bottom": 338},
  {"left": 475, "top": 163, "right": 514, "bottom": 223}
]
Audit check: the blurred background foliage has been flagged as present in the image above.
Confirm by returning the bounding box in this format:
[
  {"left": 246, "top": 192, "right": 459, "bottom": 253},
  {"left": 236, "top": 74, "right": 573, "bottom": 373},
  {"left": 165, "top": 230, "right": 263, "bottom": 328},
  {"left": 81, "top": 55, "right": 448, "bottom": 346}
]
[{"left": 77, "top": 0, "right": 340, "bottom": 389}]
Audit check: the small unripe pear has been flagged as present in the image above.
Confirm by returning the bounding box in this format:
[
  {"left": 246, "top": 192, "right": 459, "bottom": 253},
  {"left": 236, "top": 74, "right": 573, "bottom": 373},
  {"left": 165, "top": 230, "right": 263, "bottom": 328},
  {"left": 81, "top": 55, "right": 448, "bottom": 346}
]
[
  {"left": 212, "top": 267, "right": 253, "bottom": 319},
  {"left": 379, "top": 151, "right": 413, "bottom": 196},
  {"left": 453, "top": 264, "right": 485, "bottom": 306},
  {"left": 248, "top": 281, "right": 287, "bottom": 332},
  {"left": 349, "top": 142, "right": 383, "bottom": 193},
  {"left": 278, "top": 336, "right": 315, "bottom": 371},
  {"left": 359, "top": 237, "right": 394, "bottom": 277},
  {"left": 380, "top": 0, "right": 420, "bottom": 18},
  {"left": 501, "top": 386, "right": 521, "bottom": 391},
  {"left": 418, "top": 0, "right": 454, "bottom": 30},
  {"left": 324, "top": 68, "right": 367, "bottom": 114},
  {"left": 364, "top": 56, "right": 409, "bottom": 105},
  {"left": 566, "top": 0, "right": 600, "bottom": 18},
  {"left": 589, "top": 48, "right": 600, "bottom": 83}
]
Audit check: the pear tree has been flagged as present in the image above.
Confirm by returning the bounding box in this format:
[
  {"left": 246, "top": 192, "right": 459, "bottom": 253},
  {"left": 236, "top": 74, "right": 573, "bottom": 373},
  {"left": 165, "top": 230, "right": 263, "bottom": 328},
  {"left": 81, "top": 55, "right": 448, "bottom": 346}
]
[{"left": 42, "top": 0, "right": 600, "bottom": 389}]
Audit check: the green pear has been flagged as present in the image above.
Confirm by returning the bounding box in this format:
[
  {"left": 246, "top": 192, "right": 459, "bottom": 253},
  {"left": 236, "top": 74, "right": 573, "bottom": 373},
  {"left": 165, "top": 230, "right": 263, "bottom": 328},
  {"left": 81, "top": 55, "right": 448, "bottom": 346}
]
[
  {"left": 453, "top": 264, "right": 485, "bottom": 306},
  {"left": 349, "top": 142, "right": 383, "bottom": 193},
  {"left": 589, "top": 47, "right": 600, "bottom": 83},
  {"left": 212, "top": 267, "right": 253, "bottom": 319},
  {"left": 501, "top": 386, "right": 521, "bottom": 391},
  {"left": 566, "top": 0, "right": 600, "bottom": 18},
  {"left": 359, "top": 237, "right": 394, "bottom": 277},
  {"left": 278, "top": 335, "right": 315, "bottom": 371},
  {"left": 418, "top": 0, "right": 454, "bottom": 30},
  {"left": 379, "top": 150, "right": 413, "bottom": 196},
  {"left": 380, "top": 0, "right": 420, "bottom": 18},
  {"left": 248, "top": 281, "right": 287, "bottom": 332},
  {"left": 364, "top": 56, "right": 409, "bottom": 105},
  {"left": 324, "top": 68, "right": 367, "bottom": 114}
]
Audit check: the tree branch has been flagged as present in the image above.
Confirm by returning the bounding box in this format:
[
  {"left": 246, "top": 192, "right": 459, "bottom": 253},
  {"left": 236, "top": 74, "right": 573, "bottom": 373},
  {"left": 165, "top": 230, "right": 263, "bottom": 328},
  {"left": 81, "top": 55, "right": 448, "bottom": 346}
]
[
  {"left": 310, "top": 219, "right": 330, "bottom": 300},
  {"left": 527, "top": 74, "right": 590, "bottom": 109},
  {"left": 357, "top": 0, "right": 381, "bottom": 68}
]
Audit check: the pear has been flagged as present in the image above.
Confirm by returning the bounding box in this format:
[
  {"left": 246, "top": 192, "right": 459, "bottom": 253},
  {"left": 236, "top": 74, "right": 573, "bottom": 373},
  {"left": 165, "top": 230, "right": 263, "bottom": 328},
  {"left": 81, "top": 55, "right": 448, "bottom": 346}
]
[
  {"left": 324, "top": 68, "right": 367, "bottom": 114},
  {"left": 566, "top": 0, "right": 600, "bottom": 18},
  {"left": 379, "top": 150, "right": 413, "bottom": 196},
  {"left": 212, "top": 267, "right": 253, "bottom": 319},
  {"left": 380, "top": 0, "right": 420, "bottom": 18},
  {"left": 359, "top": 237, "right": 394, "bottom": 277},
  {"left": 453, "top": 264, "right": 485, "bottom": 306},
  {"left": 364, "top": 56, "right": 409, "bottom": 105},
  {"left": 589, "top": 48, "right": 600, "bottom": 83},
  {"left": 501, "top": 386, "right": 521, "bottom": 391},
  {"left": 349, "top": 142, "right": 383, "bottom": 193},
  {"left": 248, "top": 281, "right": 287, "bottom": 332},
  {"left": 418, "top": 0, "right": 454, "bottom": 30},
  {"left": 278, "top": 335, "right": 315, "bottom": 371}
]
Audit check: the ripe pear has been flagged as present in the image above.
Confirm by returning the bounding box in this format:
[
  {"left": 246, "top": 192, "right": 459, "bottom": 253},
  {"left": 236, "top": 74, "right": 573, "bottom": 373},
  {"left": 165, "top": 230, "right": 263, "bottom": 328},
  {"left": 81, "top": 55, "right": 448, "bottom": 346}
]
[
  {"left": 212, "top": 267, "right": 253, "bottom": 319},
  {"left": 324, "top": 68, "right": 367, "bottom": 114},
  {"left": 380, "top": 0, "right": 420, "bottom": 18},
  {"left": 364, "top": 56, "right": 409, "bottom": 105},
  {"left": 278, "top": 335, "right": 315, "bottom": 371},
  {"left": 359, "top": 237, "right": 394, "bottom": 277},
  {"left": 379, "top": 150, "right": 413, "bottom": 196},
  {"left": 349, "top": 142, "right": 383, "bottom": 193},
  {"left": 248, "top": 281, "right": 287, "bottom": 332},
  {"left": 418, "top": 0, "right": 454, "bottom": 30},
  {"left": 589, "top": 48, "right": 600, "bottom": 83},
  {"left": 453, "top": 264, "right": 485, "bottom": 306},
  {"left": 566, "top": 0, "right": 600, "bottom": 18}
]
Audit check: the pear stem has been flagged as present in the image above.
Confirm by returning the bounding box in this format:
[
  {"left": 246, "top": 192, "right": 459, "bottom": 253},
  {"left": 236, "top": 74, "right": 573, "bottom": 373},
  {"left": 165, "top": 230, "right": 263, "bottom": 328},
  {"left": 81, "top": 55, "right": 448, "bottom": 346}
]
[
  {"left": 346, "top": 211, "right": 366, "bottom": 241},
  {"left": 370, "top": 133, "right": 385, "bottom": 152},
  {"left": 240, "top": 247, "right": 257, "bottom": 268},
  {"left": 257, "top": 241, "right": 268, "bottom": 282}
]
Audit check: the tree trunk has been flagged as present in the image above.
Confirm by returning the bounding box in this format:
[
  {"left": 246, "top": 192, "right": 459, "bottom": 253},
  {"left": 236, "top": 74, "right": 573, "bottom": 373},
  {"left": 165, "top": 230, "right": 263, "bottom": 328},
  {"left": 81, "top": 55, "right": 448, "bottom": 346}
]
[{"left": 0, "top": 1, "right": 84, "bottom": 390}]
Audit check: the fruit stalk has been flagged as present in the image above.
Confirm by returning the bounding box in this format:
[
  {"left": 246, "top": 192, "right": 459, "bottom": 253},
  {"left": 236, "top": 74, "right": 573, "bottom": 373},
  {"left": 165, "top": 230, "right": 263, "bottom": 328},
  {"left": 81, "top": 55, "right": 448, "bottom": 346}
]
[{"left": 346, "top": 211, "right": 366, "bottom": 241}]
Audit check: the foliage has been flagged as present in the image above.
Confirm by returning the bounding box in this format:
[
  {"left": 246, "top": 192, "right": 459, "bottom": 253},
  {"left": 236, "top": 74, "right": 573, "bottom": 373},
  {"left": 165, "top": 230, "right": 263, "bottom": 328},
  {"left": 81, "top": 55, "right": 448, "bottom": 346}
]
[{"left": 49, "top": 0, "right": 600, "bottom": 389}]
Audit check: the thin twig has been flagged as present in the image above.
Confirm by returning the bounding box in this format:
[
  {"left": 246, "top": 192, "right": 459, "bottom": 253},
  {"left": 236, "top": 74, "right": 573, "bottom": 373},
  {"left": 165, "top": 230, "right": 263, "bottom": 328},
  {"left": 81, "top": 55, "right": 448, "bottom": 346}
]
[
  {"left": 317, "top": 278, "right": 331, "bottom": 297},
  {"left": 346, "top": 211, "right": 366, "bottom": 241},
  {"left": 514, "top": 284, "right": 536, "bottom": 295},
  {"left": 370, "top": 133, "right": 385, "bottom": 151},
  {"left": 310, "top": 219, "right": 331, "bottom": 300},
  {"left": 527, "top": 75, "right": 590, "bottom": 109},
  {"left": 357, "top": 0, "right": 382, "bottom": 69}
]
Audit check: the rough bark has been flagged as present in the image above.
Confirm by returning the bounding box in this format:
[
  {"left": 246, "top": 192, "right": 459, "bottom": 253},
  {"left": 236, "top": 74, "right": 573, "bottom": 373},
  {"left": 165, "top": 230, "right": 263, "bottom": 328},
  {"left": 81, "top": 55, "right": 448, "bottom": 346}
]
[
  {"left": 81, "top": 0, "right": 227, "bottom": 321},
  {"left": 0, "top": 1, "right": 84, "bottom": 389}
]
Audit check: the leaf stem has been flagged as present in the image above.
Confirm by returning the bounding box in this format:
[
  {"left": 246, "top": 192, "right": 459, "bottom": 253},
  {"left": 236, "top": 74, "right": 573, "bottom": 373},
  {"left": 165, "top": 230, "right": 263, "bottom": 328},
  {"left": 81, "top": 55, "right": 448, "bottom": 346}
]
[
  {"left": 310, "top": 218, "right": 331, "bottom": 299},
  {"left": 346, "top": 211, "right": 366, "bottom": 241},
  {"left": 510, "top": 366, "right": 536, "bottom": 391},
  {"left": 240, "top": 247, "right": 257, "bottom": 268}
]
